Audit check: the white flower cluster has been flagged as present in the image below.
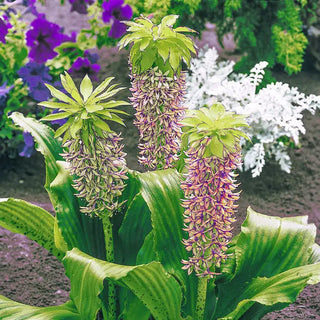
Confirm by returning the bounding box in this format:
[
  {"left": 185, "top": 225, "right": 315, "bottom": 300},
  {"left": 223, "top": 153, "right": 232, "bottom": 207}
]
[{"left": 185, "top": 46, "right": 320, "bottom": 177}]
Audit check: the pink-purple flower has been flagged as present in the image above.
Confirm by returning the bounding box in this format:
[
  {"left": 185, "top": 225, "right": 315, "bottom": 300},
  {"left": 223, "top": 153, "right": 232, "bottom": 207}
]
[
  {"left": 26, "top": 17, "right": 64, "bottom": 63},
  {"left": 181, "top": 138, "right": 242, "bottom": 278},
  {"left": 102, "top": 0, "right": 133, "bottom": 38},
  {"left": 130, "top": 67, "right": 186, "bottom": 169}
]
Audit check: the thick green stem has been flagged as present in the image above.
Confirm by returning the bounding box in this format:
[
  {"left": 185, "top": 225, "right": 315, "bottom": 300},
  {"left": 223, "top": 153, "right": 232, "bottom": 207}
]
[
  {"left": 102, "top": 216, "right": 116, "bottom": 320},
  {"left": 195, "top": 276, "right": 208, "bottom": 320}
]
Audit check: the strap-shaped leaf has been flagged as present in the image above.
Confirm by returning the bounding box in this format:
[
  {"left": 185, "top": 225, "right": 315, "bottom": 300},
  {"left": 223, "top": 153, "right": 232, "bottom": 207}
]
[
  {"left": 0, "top": 198, "right": 64, "bottom": 260},
  {"left": 50, "top": 161, "right": 106, "bottom": 260},
  {"left": 0, "top": 296, "right": 80, "bottom": 320},
  {"left": 63, "top": 248, "right": 182, "bottom": 320},
  {"left": 212, "top": 207, "right": 320, "bottom": 320},
  {"left": 219, "top": 262, "right": 320, "bottom": 320},
  {"left": 137, "top": 169, "right": 198, "bottom": 317},
  {"left": 118, "top": 193, "right": 152, "bottom": 265}
]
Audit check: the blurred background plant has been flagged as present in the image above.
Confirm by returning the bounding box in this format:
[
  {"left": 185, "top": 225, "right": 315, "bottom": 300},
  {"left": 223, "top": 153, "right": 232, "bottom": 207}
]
[
  {"left": 128, "top": 0, "right": 320, "bottom": 77},
  {"left": 0, "top": 0, "right": 133, "bottom": 159}
]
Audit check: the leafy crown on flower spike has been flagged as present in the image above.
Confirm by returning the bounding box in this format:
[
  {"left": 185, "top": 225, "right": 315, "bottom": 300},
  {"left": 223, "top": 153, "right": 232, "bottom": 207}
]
[
  {"left": 39, "top": 72, "right": 129, "bottom": 145},
  {"left": 181, "top": 103, "right": 250, "bottom": 158},
  {"left": 118, "top": 14, "right": 197, "bottom": 76}
]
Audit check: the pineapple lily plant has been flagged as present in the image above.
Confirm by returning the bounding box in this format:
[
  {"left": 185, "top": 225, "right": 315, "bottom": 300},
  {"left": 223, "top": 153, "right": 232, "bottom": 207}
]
[{"left": 0, "top": 15, "right": 320, "bottom": 320}]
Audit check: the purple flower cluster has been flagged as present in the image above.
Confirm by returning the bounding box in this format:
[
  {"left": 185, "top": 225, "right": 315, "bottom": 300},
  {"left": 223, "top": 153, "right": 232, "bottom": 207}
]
[
  {"left": 181, "top": 138, "right": 242, "bottom": 278},
  {"left": 69, "top": 0, "right": 94, "bottom": 14},
  {"left": 26, "top": 17, "right": 64, "bottom": 63},
  {"left": 102, "top": 0, "right": 133, "bottom": 38},
  {"left": 62, "top": 132, "right": 127, "bottom": 216},
  {"left": 130, "top": 67, "right": 186, "bottom": 169},
  {"left": 18, "top": 62, "right": 52, "bottom": 101},
  {"left": 0, "top": 83, "right": 13, "bottom": 116},
  {"left": 0, "top": 16, "right": 12, "bottom": 44}
]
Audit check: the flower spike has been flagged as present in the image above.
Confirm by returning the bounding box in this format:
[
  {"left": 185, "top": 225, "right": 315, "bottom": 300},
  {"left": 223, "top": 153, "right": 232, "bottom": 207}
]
[
  {"left": 122, "top": 15, "right": 196, "bottom": 169},
  {"left": 40, "top": 73, "right": 128, "bottom": 217},
  {"left": 181, "top": 103, "right": 249, "bottom": 277}
]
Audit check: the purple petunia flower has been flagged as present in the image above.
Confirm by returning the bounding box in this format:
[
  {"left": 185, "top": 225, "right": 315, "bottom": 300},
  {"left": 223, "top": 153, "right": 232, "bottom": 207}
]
[
  {"left": 69, "top": 56, "right": 101, "bottom": 81},
  {"left": 0, "top": 17, "right": 12, "bottom": 44},
  {"left": 18, "top": 62, "right": 52, "bottom": 101},
  {"left": 84, "top": 50, "right": 99, "bottom": 64},
  {"left": 69, "top": 0, "right": 94, "bottom": 14},
  {"left": 26, "top": 17, "right": 64, "bottom": 63},
  {"left": 0, "top": 83, "right": 14, "bottom": 116},
  {"left": 19, "top": 131, "right": 35, "bottom": 158},
  {"left": 102, "top": 0, "right": 133, "bottom": 38}
]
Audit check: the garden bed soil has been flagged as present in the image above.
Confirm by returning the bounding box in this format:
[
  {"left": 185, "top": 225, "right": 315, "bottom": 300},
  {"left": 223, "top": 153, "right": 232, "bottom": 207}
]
[{"left": 1, "top": 2, "right": 320, "bottom": 318}]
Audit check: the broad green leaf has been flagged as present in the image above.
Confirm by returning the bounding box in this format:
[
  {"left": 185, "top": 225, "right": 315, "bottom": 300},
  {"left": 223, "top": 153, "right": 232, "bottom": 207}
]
[
  {"left": 309, "top": 244, "right": 320, "bottom": 264},
  {"left": 136, "top": 231, "right": 156, "bottom": 264},
  {"left": 80, "top": 74, "right": 93, "bottom": 102},
  {"left": 50, "top": 161, "right": 106, "bottom": 260},
  {"left": 0, "top": 297, "right": 81, "bottom": 320},
  {"left": 118, "top": 193, "right": 152, "bottom": 265},
  {"left": 213, "top": 207, "right": 320, "bottom": 320},
  {"left": 220, "top": 263, "right": 320, "bottom": 320},
  {"left": 121, "top": 292, "right": 151, "bottom": 320},
  {"left": 0, "top": 198, "right": 64, "bottom": 260},
  {"left": 137, "top": 169, "right": 198, "bottom": 317},
  {"left": 64, "top": 248, "right": 182, "bottom": 320}
]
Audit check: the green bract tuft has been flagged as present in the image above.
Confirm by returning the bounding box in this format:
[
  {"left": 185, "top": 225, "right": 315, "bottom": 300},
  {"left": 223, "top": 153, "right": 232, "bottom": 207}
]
[
  {"left": 181, "top": 103, "right": 250, "bottom": 158},
  {"left": 118, "top": 14, "right": 197, "bottom": 76},
  {"left": 39, "top": 72, "right": 129, "bottom": 144}
]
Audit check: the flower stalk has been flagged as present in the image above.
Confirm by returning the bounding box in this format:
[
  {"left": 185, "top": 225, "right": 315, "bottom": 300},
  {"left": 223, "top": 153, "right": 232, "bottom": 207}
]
[{"left": 195, "top": 276, "right": 208, "bottom": 320}]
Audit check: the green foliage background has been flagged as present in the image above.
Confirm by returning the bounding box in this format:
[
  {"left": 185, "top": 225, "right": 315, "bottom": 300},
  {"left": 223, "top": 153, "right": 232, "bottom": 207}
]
[{"left": 128, "top": 0, "right": 314, "bottom": 75}]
